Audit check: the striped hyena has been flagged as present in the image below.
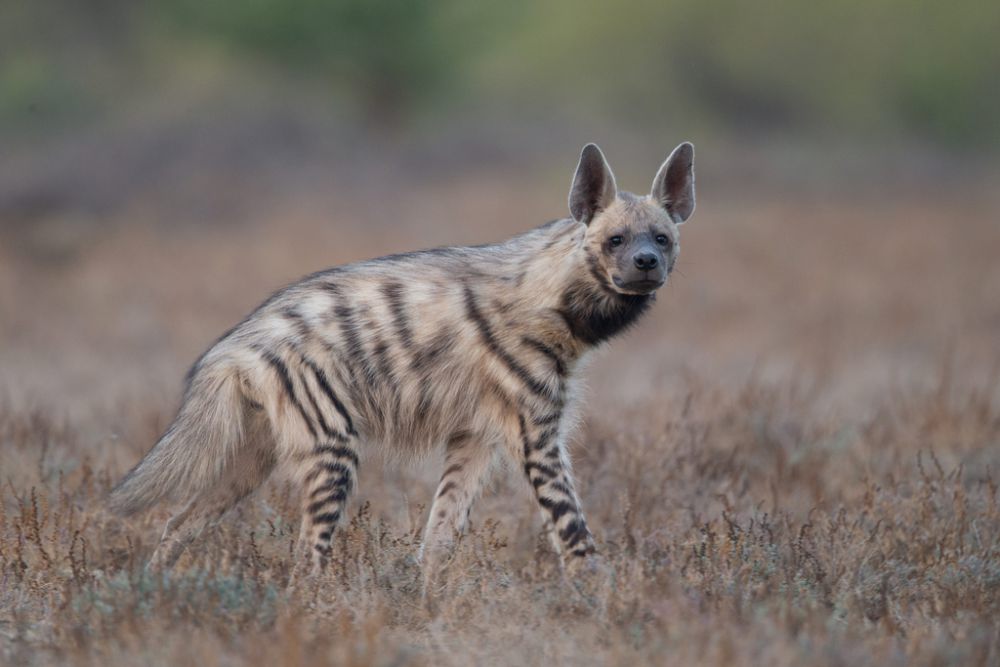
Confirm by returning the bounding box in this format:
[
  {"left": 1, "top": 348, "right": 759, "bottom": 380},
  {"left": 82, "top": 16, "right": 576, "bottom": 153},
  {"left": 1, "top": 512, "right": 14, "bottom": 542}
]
[{"left": 108, "top": 142, "right": 696, "bottom": 588}]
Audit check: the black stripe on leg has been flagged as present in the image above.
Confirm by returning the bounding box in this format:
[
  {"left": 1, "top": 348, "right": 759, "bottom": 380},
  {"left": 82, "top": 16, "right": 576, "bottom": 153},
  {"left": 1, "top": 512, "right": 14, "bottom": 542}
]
[
  {"left": 559, "top": 519, "right": 589, "bottom": 548},
  {"left": 319, "top": 460, "right": 354, "bottom": 476},
  {"left": 309, "top": 475, "right": 354, "bottom": 502},
  {"left": 537, "top": 496, "right": 575, "bottom": 523},
  {"left": 304, "top": 460, "right": 354, "bottom": 487},
  {"left": 533, "top": 411, "right": 562, "bottom": 426},
  {"left": 519, "top": 413, "right": 559, "bottom": 455},
  {"left": 532, "top": 426, "right": 559, "bottom": 452},
  {"left": 307, "top": 497, "right": 334, "bottom": 515},
  {"left": 309, "top": 477, "right": 352, "bottom": 499},
  {"left": 548, "top": 480, "right": 574, "bottom": 497},
  {"left": 313, "top": 444, "right": 359, "bottom": 466},
  {"left": 308, "top": 488, "right": 349, "bottom": 514},
  {"left": 524, "top": 461, "right": 559, "bottom": 480},
  {"left": 570, "top": 544, "right": 597, "bottom": 558},
  {"left": 310, "top": 472, "right": 353, "bottom": 497},
  {"left": 312, "top": 511, "right": 342, "bottom": 526}
]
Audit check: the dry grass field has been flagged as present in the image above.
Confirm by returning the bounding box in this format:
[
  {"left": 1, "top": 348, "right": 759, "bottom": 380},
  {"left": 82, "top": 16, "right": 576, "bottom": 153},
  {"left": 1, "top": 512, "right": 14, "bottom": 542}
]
[{"left": 1, "top": 142, "right": 999, "bottom": 665}]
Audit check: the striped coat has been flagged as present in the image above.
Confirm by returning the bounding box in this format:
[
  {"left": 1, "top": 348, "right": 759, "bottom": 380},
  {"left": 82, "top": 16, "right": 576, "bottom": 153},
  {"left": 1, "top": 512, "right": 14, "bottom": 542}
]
[{"left": 109, "top": 142, "right": 696, "bottom": 588}]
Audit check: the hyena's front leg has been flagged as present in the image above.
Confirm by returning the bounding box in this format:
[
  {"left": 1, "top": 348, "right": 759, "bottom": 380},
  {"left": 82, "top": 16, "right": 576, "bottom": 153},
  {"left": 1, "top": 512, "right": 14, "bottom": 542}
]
[
  {"left": 517, "top": 412, "right": 598, "bottom": 569},
  {"left": 420, "top": 432, "right": 496, "bottom": 595},
  {"left": 296, "top": 437, "right": 360, "bottom": 572}
]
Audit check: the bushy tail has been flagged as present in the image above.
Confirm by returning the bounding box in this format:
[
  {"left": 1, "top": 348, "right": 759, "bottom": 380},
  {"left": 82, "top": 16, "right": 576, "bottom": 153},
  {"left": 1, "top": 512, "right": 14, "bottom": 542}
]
[{"left": 108, "top": 366, "right": 246, "bottom": 516}]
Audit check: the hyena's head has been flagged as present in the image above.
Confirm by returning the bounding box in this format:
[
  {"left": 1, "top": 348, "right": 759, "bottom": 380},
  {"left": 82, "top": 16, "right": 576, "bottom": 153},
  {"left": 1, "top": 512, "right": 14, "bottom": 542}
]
[{"left": 568, "top": 142, "right": 695, "bottom": 295}]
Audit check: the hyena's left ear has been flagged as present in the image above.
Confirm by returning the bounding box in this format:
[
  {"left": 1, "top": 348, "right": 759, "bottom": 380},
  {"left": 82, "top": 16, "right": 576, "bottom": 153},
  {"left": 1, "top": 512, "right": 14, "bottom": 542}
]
[
  {"left": 569, "top": 143, "right": 618, "bottom": 224},
  {"left": 650, "top": 142, "right": 696, "bottom": 224}
]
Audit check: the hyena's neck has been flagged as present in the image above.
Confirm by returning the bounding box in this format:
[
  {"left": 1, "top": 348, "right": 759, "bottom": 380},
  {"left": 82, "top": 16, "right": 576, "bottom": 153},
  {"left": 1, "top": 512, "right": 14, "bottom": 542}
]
[{"left": 511, "top": 219, "right": 654, "bottom": 350}]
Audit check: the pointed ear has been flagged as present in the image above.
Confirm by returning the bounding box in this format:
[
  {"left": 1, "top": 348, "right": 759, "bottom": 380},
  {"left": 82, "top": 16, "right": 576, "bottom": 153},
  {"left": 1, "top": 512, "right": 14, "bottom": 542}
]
[
  {"left": 569, "top": 143, "right": 618, "bottom": 224},
  {"left": 650, "top": 142, "right": 696, "bottom": 224}
]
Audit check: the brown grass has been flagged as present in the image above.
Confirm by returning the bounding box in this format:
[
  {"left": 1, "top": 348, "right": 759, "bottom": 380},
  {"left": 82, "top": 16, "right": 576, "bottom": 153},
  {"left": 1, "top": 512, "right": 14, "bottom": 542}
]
[{"left": 1, "top": 156, "right": 999, "bottom": 665}]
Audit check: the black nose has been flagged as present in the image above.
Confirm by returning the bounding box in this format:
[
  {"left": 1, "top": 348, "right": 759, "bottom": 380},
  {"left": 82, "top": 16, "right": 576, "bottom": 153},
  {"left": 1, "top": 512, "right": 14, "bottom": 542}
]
[{"left": 633, "top": 252, "right": 658, "bottom": 271}]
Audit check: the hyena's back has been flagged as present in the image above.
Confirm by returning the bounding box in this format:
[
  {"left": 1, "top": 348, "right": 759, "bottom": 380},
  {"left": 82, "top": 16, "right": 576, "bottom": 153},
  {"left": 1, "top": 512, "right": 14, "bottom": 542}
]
[{"left": 108, "top": 221, "right": 579, "bottom": 516}]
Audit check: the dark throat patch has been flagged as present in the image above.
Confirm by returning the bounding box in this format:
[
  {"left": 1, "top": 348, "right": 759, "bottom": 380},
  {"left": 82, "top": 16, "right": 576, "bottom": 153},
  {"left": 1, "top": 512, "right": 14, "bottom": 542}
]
[{"left": 557, "top": 281, "right": 653, "bottom": 346}]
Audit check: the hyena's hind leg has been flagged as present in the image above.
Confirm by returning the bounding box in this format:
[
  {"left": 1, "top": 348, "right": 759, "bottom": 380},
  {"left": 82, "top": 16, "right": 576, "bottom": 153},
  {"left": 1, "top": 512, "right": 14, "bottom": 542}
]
[
  {"left": 148, "top": 421, "right": 277, "bottom": 570},
  {"left": 420, "top": 432, "right": 496, "bottom": 596},
  {"left": 293, "top": 436, "right": 361, "bottom": 574}
]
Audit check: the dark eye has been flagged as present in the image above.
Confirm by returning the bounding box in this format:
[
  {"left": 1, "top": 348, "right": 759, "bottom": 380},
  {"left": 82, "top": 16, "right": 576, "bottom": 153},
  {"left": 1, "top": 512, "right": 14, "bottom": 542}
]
[
  {"left": 608, "top": 235, "right": 624, "bottom": 247},
  {"left": 655, "top": 234, "right": 670, "bottom": 246}
]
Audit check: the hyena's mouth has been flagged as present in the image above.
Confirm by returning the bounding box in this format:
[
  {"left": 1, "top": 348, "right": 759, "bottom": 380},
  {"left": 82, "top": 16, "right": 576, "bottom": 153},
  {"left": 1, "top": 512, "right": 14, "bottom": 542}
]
[{"left": 612, "top": 276, "right": 665, "bottom": 295}]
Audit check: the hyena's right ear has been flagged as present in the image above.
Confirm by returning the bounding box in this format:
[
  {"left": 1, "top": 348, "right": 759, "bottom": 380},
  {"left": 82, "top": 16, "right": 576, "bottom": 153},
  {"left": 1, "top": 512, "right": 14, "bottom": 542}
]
[{"left": 569, "top": 143, "right": 618, "bottom": 224}]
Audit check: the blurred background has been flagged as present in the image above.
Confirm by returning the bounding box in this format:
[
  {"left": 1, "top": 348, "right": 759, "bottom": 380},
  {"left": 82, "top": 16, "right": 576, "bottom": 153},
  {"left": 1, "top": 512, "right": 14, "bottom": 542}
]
[
  {"left": 1, "top": 0, "right": 999, "bottom": 415},
  {"left": 3, "top": 6, "right": 1000, "bottom": 663}
]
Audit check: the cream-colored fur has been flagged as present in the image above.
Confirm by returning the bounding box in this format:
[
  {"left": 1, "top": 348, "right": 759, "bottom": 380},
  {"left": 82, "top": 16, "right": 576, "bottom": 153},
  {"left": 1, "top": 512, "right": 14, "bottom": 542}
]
[{"left": 108, "top": 142, "right": 697, "bottom": 585}]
